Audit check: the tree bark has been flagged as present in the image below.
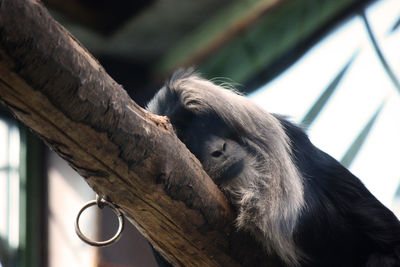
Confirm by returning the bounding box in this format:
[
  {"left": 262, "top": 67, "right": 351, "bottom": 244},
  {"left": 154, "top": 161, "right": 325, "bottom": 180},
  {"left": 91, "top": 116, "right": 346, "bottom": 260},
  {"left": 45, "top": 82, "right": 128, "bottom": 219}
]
[{"left": 0, "top": 0, "right": 252, "bottom": 266}]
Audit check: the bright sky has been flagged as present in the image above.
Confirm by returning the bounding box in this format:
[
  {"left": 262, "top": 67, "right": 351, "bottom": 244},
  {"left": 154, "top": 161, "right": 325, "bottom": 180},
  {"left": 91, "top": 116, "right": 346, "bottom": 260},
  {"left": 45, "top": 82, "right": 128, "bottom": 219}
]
[{"left": 250, "top": 0, "right": 400, "bottom": 212}]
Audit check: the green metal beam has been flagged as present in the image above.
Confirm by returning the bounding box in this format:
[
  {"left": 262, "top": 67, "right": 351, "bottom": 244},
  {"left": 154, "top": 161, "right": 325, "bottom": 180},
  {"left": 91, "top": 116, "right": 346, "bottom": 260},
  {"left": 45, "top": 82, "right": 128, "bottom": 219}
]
[{"left": 155, "top": 0, "right": 371, "bottom": 84}]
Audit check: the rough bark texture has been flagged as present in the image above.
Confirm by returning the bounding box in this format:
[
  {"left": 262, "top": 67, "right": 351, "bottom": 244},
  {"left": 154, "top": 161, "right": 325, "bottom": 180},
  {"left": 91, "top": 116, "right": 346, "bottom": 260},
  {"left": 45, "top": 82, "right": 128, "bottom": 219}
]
[{"left": 0, "top": 0, "right": 256, "bottom": 266}]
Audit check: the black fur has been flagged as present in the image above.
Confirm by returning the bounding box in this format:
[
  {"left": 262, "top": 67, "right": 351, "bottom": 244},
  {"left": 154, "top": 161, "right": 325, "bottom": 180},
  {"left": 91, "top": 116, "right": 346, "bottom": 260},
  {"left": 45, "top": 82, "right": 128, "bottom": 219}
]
[{"left": 278, "top": 118, "right": 400, "bottom": 266}]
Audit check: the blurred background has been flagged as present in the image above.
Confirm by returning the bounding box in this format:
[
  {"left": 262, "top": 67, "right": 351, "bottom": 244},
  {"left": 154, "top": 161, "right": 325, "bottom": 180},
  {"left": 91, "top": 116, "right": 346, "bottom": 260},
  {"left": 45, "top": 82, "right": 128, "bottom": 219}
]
[{"left": 0, "top": 0, "right": 399, "bottom": 266}]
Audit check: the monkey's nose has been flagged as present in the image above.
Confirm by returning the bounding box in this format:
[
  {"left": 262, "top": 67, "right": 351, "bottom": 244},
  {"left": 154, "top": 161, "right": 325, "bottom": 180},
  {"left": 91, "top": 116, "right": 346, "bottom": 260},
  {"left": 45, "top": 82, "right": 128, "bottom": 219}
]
[
  {"left": 211, "top": 142, "right": 226, "bottom": 157},
  {"left": 211, "top": 150, "right": 223, "bottom": 157}
]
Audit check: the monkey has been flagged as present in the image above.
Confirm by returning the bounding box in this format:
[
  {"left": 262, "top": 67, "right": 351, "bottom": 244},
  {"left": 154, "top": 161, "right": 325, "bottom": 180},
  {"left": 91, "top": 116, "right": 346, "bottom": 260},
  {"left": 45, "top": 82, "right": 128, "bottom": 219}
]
[{"left": 146, "top": 69, "right": 400, "bottom": 267}]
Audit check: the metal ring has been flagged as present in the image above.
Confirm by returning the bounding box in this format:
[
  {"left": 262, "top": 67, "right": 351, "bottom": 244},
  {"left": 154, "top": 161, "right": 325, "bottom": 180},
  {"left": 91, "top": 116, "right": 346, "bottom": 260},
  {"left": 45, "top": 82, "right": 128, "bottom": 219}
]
[{"left": 75, "top": 198, "right": 124, "bottom": 247}]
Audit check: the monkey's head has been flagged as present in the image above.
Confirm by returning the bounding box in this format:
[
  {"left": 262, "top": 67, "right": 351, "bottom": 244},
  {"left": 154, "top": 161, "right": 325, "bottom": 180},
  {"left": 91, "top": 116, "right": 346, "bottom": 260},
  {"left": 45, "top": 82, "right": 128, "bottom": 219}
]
[
  {"left": 146, "top": 70, "right": 252, "bottom": 186},
  {"left": 146, "top": 70, "right": 302, "bottom": 199}
]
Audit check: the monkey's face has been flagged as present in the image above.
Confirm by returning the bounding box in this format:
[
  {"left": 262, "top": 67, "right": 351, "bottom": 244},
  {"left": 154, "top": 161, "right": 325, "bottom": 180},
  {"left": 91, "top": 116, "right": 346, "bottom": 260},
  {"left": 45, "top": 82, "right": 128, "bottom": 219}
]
[{"left": 176, "top": 115, "right": 247, "bottom": 185}]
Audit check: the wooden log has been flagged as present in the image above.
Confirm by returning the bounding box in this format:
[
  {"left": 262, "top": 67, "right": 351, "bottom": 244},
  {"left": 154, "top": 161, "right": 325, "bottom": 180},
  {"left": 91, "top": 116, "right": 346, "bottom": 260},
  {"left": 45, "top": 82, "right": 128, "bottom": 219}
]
[{"left": 0, "top": 0, "right": 251, "bottom": 266}]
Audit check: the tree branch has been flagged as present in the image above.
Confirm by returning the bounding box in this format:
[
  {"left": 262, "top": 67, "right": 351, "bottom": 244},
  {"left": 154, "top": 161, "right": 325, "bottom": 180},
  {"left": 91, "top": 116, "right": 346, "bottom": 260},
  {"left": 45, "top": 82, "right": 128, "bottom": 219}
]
[{"left": 0, "top": 0, "right": 254, "bottom": 266}]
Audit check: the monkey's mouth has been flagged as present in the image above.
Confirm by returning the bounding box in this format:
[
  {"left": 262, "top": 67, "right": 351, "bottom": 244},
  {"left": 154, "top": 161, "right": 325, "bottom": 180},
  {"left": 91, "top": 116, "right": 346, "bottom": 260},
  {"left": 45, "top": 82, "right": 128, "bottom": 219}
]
[{"left": 219, "top": 158, "right": 244, "bottom": 182}]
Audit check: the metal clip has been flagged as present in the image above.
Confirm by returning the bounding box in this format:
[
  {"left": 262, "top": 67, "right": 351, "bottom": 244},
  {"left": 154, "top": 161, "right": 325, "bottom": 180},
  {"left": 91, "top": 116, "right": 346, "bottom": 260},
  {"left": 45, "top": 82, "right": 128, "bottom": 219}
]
[{"left": 75, "top": 195, "right": 124, "bottom": 247}]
